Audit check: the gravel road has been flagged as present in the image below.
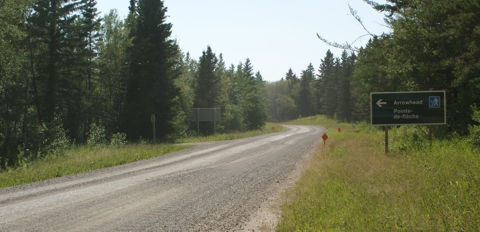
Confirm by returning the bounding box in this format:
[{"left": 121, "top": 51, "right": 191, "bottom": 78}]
[{"left": 0, "top": 125, "right": 325, "bottom": 231}]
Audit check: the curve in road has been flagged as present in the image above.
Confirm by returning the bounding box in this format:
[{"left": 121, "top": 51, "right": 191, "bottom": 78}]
[{"left": 0, "top": 125, "right": 325, "bottom": 231}]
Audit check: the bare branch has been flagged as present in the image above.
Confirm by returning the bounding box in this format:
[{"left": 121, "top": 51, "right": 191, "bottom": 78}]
[
  {"left": 316, "top": 33, "right": 359, "bottom": 52},
  {"left": 349, "top": 4, "right": 374, "bottom": 36},
  {"left": 316, "top": 3, "right": 385, "bottom": 51},
  {"left": 350, "top": 34, "right": 372, "bottom": 45}
]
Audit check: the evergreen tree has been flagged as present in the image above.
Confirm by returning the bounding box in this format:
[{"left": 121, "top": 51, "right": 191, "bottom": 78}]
[
  {"left": 241, "top": 58, "right": 257, "bottom": 130},
  {"left": 26, "top": 0, "right": 97, "bottom": 143},
  {"left": 359, "top": 0, "right": 480, "bottom": 134},
  {"left": 80, "top": 0, "right": 102, "bottom": 135},
  {"left": 298, "top": 63, "right": 316, "bottom": 117},
  {"left": 194, "top": 46, "right": 220, "bottom": 108},
  {"left": 174, "top": 52, "right": 196, "bottom": 135},
  {"left": 318, "top": 50, "right": 337, "bottom": 118},
  {"left": 224, "top": 63, "right": 246, "bottom": 131},
  {"left": 241, "top": 59, "right": 266, "bottom": 130},
  {"left": 351, "top": 36, "right": 392, "bottom": 122},
  {"left": 252, "top": 71, "right": 268, "bottom": 127},
  {"left": 335, "top": 50, "right": 355, "bottom": 122},
  {"left": 215, "top": 53, "right": 232, "bottom": 133},
  {"left": 285, "top": 68, "right": 299, "bottom": 91},
  {"left": 193, "top": 46, "right": 220, "bottom": 135},
  {"left": 123, "top": 0, "right": 179, "bottom": 141},
  {"left": 28, "top": 0, "right": 84, "bottom": 124},
  {"left": 0, "top": 0, "right": 35, "bottom": 166},
  {"left": 97, "top": 9, "right": 132, "bottom": 134}
]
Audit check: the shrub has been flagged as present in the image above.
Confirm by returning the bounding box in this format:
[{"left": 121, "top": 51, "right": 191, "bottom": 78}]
[
  {"left": 469, "top": 105, "right": 480, "bottom": 146},
  {"left": 87, "top": 123, "right": 107, "bottom": 146},
  {"left": 110, "top": 132, "right": 127, "bottom": 146}
]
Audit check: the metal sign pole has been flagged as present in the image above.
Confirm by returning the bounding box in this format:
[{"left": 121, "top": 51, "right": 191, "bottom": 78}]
[
  {"left": 213, "top": 108, "right": 216, "bottom": 134},
  {"left": 429, "top": 125, "right": 433, "bottom": 147},
  {"left": 151, "top": 114, "right": 156, "bottom": 144},
  {"left": 385, "top": 126, "right": 389, "bottom": 154}
]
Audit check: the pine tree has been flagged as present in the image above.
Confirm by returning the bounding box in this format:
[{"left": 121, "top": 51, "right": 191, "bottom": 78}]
[
  {"left": 318, "top": 50, "right": 336, "bottom": 118},
  {"left": 241, "top": 59, "right": 255, "bottom": 130},
  {"left": 27, "top": 0, "right": 89, "bottom": 142},
  {"left": 0, "top": 0, "right": 35, "bottom": 166},
  {"left": 194, "top": 46, "right": 220, "bottom": 108},
  {"left": 298, "top": 63, "right": 316, "bottom": 117},
  {"left": 285, "top": 68, "right": 299, "bottom": 91},
  {"left": 252, "top": 71, "right": 268, "bottom": 128},
  {"left": 80, "top": 0, "right": 102, "bottom": 135},
  {"left": 193, "top": 46, "right": 220, "bottom": 135},
  {"left": 174, "top": 52, "right": 196, "bottom": 134},
  {"left": 350, "top": 37, "right": 391, "bottom": 122},
  {"left": 215, "top": 53, "right": 232, "bottom": 133},
  {"left": 97, "top": 9, "right": 132, "bottom": 134},
  {"left": 123, "top": 0, "right": 180, "bottom": 141},
  {"left": 367, "top": 0, "right": 480, "bottom": 134},
  {"left": 240, "top": 59, "right": 266, "bottom": 130},
  {"left": 224, "top": 63, "right": 246, "bottom": 131},
  {"left": 335, "top": 50, "right": 355, "bottom": 122}
]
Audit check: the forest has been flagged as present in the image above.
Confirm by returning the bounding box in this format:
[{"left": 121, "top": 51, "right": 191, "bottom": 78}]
[{"left": 1, "top": 0, "right": 479, "bottom": 167}]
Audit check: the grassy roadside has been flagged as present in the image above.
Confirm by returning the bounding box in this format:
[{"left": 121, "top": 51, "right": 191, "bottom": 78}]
[
  {"left": 277, "top": 116, "right": 479, "bottom": 231},
  {"left": 178, "top": 122, "right": 283, "bottom": 143},
  {"left": 0, "top": 144, "right": 191, "bottom": 189},
  {"left": 0, "top": 123, "right": 283, "bottom": 189}
]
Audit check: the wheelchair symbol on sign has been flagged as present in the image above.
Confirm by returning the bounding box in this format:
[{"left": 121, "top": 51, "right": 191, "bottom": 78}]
[{"left": 429, "top": 96, "right": 440, "bottom": 108}]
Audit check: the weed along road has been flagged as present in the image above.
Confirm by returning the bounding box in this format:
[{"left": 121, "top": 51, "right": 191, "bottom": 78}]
[{"left": 0, "top": 125, "right": 324, "bottom": 231}]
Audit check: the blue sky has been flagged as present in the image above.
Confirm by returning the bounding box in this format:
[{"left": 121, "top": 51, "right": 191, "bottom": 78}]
[{"left": 96, "top": 0, "right": 390, "bottom": 82}]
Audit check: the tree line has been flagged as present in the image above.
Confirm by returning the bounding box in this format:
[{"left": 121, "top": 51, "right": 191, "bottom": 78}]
[
  {"left": 265, "top": 50, "right": 356, "bottom": 123},
  {"left": 0, "top": 0, "right": 267, "bottom": 167},
  {"left": 1, "top": 0, "right": 479, "bottom": 167},
  {"left": 266, "top": 0, "right": 480, "bottom": 140}
]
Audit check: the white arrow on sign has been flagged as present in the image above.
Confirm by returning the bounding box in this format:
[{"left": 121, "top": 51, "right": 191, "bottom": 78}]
[{"left": 376, "top": 99, "right": 387, "bottom": 107}]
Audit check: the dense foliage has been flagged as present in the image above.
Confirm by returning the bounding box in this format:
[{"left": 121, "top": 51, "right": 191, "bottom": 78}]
[
  {"left": 266, "top": 0, "right": 479, "bottom": 140},
  {"left": 1, "top": 0, "right": 479, "bottom": 167},
  {"left": 0, "top": 0, "right": 267, "bottom": 167}
]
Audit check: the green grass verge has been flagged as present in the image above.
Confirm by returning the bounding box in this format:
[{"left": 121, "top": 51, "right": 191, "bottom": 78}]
[
  {"left": 278, "top": 116, "right": 480, "bottom": 231},
  {"left": 0, "top": 144, "right": 191, "bottom": 189},
  {"left": 0, "top": 123, "right": 283, "bottom": 189},
  {"left": 285, "top": 115, "right": 352, "bottom": 131},
  {"left": 178, "top": 123, "right": 283, "bottom": 143}
]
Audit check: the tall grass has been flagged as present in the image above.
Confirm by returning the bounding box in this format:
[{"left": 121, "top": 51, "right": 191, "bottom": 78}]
[
  {"left": 278, "top": 116, "right": 480, "bottom": 231},
  {"left": 0, "top": 144, "right": 191, "bottom": 189}
]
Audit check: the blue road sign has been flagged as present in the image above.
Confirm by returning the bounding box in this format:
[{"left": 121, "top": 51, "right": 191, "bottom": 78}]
[{"left": 429, "top": 96, "right": 440, "bottom": 108}]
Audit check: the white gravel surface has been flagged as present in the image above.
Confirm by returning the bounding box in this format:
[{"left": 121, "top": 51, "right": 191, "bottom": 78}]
[{"left": 0, "top": 125, "right": 325, "bottom": 231}]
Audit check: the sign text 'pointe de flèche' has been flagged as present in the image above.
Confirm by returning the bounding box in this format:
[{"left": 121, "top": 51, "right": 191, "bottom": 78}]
[{"left": 370, "top": 91, "right": 446, "bottom": 126}]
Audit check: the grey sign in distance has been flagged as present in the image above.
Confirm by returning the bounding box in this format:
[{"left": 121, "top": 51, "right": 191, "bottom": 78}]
[
  {"left": 192, "top": 108, "right": 221, "bottom": 122},
  {"left": 370, "top": 91, "right": 446, "bottom": 126}
]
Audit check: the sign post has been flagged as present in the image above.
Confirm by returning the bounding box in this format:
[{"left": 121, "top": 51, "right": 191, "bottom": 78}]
[
  {"left": 193, "top": 108, "right": 221, "bottom": 135},
  {"left": 371, "top": 91, "right": 446, "bottom": 152},
  {"left": 385, "top": 126, "right": 389, "bottom": 153},
  {"left": 322, "top": 133, "right": 328, "bottom": 146},
  {"left": 151, "top": 114, "right": 156, "bottom": 144}
]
